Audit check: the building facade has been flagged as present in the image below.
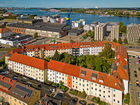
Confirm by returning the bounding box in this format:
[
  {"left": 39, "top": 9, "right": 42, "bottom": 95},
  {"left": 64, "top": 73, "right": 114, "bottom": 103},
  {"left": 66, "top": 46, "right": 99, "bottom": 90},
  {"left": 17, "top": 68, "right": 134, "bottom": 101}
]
[
  {"left": 110, "top": 25, "right": 119, "bottom": 41},
  {"left": 95, "top": 23, "right": 107, "bottom": 41},
  {"left": 0, "top": 28, "right": 12, "bottom": 38},
  {"left": 6, "top": 41, "right": 129, "bottom": 105},
  {"left": 127, "top": 23, "right": 140, "bottom": 42}
]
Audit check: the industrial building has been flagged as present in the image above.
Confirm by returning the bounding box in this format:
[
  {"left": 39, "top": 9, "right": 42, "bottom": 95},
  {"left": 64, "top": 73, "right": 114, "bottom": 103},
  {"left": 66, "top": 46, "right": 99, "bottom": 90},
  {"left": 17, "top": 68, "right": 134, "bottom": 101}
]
[
  {"left": 72, "top": 19, "right": 85, "bottom": 28},
  {"left": 0, "top": 35, "right": 33, "bottom": 46},
  {"left": 6, "top": 22, "right": 70, "bottom": 38},
  {"left": 0, "top": 27, "right": 12, "bottom": 38}
]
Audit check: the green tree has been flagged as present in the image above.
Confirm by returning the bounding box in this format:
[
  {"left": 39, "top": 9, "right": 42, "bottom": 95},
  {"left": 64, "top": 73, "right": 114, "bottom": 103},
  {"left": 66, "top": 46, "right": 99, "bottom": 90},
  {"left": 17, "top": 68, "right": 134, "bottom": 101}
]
[
  {"left": 81, "top": 90, "right": 87, "bottom": 97},
  {"left": 29, "top": 15, "right": 35, "bottom": 19},
  {"left": 52, "top": 50, "right": 60, "bottom": 61},
  {"left": 118, "top": 38, "right": 123, "bottom": 44},
  {"left": 119, "top": 22, "right": 126, "bottom": 33},
  {"left": 101, "top": 42, "right": 115, "bottom": 59},
  {"left": 124, "top": 38, "right": 128, "bottom": 44},
  {"left": 34, "top": 32, "right": 38, "bottom": 39},
  {"left": 113, "top": 38, "right": 117, "bottom": 42},
  {"left": 138, "top": 38, "right": 140, "bottom": 43},
  {"left": 96, "top": 97, "right": 100, "bottom": 104}
]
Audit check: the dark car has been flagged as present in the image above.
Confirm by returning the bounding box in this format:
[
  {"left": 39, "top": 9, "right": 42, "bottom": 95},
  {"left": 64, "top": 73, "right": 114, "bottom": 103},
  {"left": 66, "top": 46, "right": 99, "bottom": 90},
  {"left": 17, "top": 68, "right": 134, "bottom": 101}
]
[
  {"left": 27, "top": 82, "right": 32, "bottom": 86},
  {"left": 135, "top": 74, "right": 138, "bottom": 77},
  {"left": 38, "top": 84, "right": 42, "bottom": 87},
  {"left": 71, "top": 97, "right": 78, "bottom": 102},
  {"left": 21, "top": 77, "right": 27, "bottom": 82},
  {"left": 136, "top": 83, "right": 139, "bottom": 87},
  {"left": 12, "top": 75, "right": 18, "bottom": 80},
  {"left": 134, "top": 71, "right": 137, "bottom": 74},
  {"left": 79, "top": 100, "right": 87, "bottom": 105}
]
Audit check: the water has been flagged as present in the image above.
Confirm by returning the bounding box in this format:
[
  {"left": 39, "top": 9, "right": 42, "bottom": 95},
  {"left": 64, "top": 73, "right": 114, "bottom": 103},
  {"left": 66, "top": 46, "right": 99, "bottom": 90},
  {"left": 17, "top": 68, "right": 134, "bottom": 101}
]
[{"left": 8, "top": 9, "right": 140, "bottom": 25}]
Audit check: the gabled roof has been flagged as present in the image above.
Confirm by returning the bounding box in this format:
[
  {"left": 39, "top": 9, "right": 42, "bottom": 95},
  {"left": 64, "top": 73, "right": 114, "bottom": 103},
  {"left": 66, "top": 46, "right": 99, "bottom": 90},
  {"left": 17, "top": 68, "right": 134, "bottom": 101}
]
[
  {"left": 0, "top": 75, "right": 16, "bottom": 94},
  {"left": 8, "top": 53, "right": 48, "bottom": 70}
]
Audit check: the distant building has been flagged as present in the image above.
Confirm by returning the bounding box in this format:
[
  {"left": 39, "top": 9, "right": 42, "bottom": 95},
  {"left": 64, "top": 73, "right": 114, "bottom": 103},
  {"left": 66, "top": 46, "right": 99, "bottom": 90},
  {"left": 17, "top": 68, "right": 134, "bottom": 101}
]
[
  {"left": 72, "top": 19, "right": 85, "bottom": 28},
  {"left": 6, "top": 22, "right": 69, "bottom": 38},
  {"left": 110, "top": 25, "right": 119, "bottom": 41},
  {"left": 127, "top": 23, "right": 140, "bottom": 42},
  {"left": 83, "top": 24, "right": 94, "bottom": 31},
  {"left": 0, "top": 27, "right": 12, "bottom": 38},
  {"left": 95, "top": 23, "right": 107, "bottom": 41},
  {"left": 0, "top": 35, "right": 33, "bottom": 46}
]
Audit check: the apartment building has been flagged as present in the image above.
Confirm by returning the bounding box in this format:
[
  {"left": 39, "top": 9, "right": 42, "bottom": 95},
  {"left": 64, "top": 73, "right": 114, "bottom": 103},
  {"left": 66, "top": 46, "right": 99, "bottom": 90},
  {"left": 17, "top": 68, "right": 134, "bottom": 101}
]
[
  {"left": 127, "top": 23, "right": 140, "bottom": 42},
  {"left": 47, "top": 60, "right": 125, "bottom": 105},
  {"left": 7, "top": 53, "right": 48, "bottom": 82},
  {"left": 0, "top": 75, "right": 16, "bottom": 103},
  {"left": 110, "top": 25, "right": 119, "bottom": 41},
  {"left": 72, "top": 19, "right": 85, "bottom": 28},
  {"left": 95, "top": 23, "right": 107, "bottom": 41},
  {"left": 6, "top": 41, "right": 128, "bottom": 105},
  {"left": 8, "top": 82, "right": 40, "bottom": 105}
]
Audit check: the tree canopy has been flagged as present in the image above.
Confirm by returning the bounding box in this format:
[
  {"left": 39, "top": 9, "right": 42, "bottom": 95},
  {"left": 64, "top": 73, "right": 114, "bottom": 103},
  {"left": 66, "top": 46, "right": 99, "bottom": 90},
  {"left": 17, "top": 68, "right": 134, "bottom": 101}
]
[
  {"left": 34, "top": 32, "right": 38, "bottom": 39},
  {"left": 124, "top": 38, "right": 128, "bottom": 44},
  {"left": 113, "top": 38, "right": 117, "bottom": 42},
  {"left": 118, "top": 38, "right": 123, "bottom": 44}
]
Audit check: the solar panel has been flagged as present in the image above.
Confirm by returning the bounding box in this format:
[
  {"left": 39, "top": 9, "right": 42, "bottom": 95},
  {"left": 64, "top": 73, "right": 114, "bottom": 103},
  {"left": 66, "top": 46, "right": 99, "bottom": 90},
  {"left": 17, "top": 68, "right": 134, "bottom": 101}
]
[{"left": 16, "top": 85, "right": 32, "bottom": 97}]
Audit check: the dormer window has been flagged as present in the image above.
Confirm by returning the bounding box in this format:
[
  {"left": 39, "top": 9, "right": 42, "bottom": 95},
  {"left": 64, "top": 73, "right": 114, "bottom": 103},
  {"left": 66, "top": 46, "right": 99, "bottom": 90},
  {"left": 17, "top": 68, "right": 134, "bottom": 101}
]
[
  {"left": 92, "top": 73, "right": 97, "bottom": 80},
  {"left": 81, "top": 70, "right": 86, "bottom": 77}
]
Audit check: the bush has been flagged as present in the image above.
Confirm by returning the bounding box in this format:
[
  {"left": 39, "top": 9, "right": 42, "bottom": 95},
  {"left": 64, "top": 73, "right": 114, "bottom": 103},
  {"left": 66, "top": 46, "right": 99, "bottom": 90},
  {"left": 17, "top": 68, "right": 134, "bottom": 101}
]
[
  {"left": 124, "top": 93, "right": 129, "bottom": 104},
  {"left": 44, "top": 81, "right": 53, "bottom": 86}
]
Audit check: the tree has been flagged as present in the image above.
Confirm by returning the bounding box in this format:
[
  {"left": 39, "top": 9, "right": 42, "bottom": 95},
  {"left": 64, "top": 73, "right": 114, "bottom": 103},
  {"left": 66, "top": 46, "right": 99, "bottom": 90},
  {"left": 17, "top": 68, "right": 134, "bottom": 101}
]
[
  {"left": 113, "top": 38, "right": 117, "bottom": 42},
  {"left": 101, "top": 42, "right": 115, "bottom": 59},
  {"left": 29, "top": 15, "right": 35, "bottom": 19},
  {"left": 118, "top": 38, "right": 123, "bottom": 44},
  {"left": 81, "top": 90, "right": 87, "bottom": 97},
  {"left": 52, "top": 50, "right": 60, "bottom": 61},
  {"left": 70, "top": 39, "right": 75, "bottom": 43},
  {"left": 138, "top": 38, "right": 140, "bottom": 43},
  {"left": 119, "top": 22, "right": 126, "bottom": 33},
  {"left": 124, "top": 38, "right": 128, "bottom": 44},
  {"left": 34, "top": 32, "right": 38, "bottom": 39}
]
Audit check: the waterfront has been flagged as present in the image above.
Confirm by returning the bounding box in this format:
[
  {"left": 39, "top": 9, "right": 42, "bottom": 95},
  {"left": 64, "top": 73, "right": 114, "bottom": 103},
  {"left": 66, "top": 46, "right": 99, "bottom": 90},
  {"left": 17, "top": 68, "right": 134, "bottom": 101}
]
[{"left": 8, "top": 9, "right": 140, "bottom": 25}]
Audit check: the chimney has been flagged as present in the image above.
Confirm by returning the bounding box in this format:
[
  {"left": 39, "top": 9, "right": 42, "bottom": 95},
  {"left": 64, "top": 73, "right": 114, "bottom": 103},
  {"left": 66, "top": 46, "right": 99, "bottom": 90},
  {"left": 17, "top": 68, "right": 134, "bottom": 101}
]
[{"left": 39, "top": 100, "right": 42, "bottom": 104}]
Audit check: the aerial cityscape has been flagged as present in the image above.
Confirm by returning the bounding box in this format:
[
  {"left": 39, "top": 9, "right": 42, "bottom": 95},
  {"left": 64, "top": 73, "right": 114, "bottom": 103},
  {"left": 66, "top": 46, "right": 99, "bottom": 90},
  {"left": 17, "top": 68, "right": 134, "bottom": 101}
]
[{"left": 0, "top": 0, "right": 140, "bottom": 105}]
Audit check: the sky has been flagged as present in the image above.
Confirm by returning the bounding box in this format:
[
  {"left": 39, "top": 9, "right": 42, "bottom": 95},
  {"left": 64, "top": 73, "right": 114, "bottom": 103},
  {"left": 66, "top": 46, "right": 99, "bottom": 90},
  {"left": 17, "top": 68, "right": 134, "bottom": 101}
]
[{"left": 0, "top": 0, "right": 140, "bottom": 8}]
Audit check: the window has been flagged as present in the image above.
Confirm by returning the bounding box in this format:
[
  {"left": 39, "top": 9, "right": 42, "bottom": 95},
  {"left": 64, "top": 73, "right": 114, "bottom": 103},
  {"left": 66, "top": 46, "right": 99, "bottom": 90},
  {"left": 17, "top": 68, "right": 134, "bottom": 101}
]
[
  {"left": 108, "top": 95, "right": 110, "bottom": 98},
  {"left": 114, "top": 94, "right": 115, "bottom": 97},
  {"left": 108, "top": 91, "right": 110, "bottom": 93},
  {"left": 99, "top": 90, "right": 101, "bottom": 92},
  {"left": 103, "top": 91, "right": 105, "bottom": 93},
  {"left": 14, "top": 99, "right": 16, "bottom": 102},
  {"left": 114, "top": 99, "right": 115, "bottom": 102},
  {"left": 14, "top": 103, "right": 16, "bottom": 105},
  {"left": 99, "top": 94, "right": 101, "bottom": 96},
  {"left": 118, "top": 101, "right": 119, "bottom": 103}
]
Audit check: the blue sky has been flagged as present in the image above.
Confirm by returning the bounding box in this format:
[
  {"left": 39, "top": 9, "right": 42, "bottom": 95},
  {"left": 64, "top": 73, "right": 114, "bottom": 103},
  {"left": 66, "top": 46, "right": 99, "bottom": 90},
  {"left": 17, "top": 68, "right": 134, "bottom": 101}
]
[{"left": 0, "top": 0, "right": 140, "bottom": 8}]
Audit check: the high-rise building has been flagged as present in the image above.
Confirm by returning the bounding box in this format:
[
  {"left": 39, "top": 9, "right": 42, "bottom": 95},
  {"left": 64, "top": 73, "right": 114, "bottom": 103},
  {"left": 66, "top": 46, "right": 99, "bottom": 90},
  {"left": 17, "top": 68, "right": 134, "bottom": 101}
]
[
  {"left": 95, "top": 23, "right": 107, "bottom": 41},
  {"left": 110, "top": 25, "right": 119, "bottom": 41},
  {"left": 127, "top": 23, "right": 140, "bottom": 42}
]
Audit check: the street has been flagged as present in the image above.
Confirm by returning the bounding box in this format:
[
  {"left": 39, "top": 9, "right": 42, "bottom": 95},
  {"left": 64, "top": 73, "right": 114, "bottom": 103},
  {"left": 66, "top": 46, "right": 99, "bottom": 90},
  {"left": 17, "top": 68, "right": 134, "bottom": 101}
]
[{"left": 129, "top": 56, "right": 140, "bottom": 105}]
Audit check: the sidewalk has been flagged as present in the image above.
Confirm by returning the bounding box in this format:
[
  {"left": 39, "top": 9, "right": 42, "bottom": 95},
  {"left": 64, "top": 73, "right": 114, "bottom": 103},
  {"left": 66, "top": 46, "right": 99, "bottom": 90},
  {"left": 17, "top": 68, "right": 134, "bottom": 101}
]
[{"left": 66, "top": 90, "right": 97, "bottom": 105}]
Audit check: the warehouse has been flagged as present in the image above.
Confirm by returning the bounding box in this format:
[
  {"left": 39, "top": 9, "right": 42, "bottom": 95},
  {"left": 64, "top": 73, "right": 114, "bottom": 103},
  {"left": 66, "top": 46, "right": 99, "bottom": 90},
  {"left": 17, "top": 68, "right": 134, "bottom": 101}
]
[
  {"left": 6, "top": 22, "right": 69, "bottom": 38},
  {"left": 0, "top": 35, "right": 33, "bottom": 46}
]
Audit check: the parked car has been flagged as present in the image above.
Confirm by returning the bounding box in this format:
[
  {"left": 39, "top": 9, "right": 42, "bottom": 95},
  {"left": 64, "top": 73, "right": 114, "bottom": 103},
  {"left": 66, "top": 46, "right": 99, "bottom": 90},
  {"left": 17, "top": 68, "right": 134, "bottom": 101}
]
[
  {"left": 12, "top": 75, "right": 18, "bottom": 80},
  {"left": 71, "top": 97, "right": 78, "bottom": 102},
  {"left": 135, "top": 74, "right": 138, "bottom": 77},
  {"left": 38, "top": 84, "right": 42, "bottom": 87},
  {"left": 27, "top": 82, "right": 32, "bottom": 86},
  {"left": 79, "top": 100, "right": 87, "bottom": 105},
  {"left": 21, "top": 77, "right": 27, "bottom": 82},
  {"left": 136, "top": 80, "right": 139, "bottom": 84},
  {"left": 138, "top": 92, "right": 140, "bottom": 98},
  {"left": 136, "top": 83, "right": 139, "bottom": 87},
  {"left": 134, "top": 71, "right": 137, "bottom": 74}
]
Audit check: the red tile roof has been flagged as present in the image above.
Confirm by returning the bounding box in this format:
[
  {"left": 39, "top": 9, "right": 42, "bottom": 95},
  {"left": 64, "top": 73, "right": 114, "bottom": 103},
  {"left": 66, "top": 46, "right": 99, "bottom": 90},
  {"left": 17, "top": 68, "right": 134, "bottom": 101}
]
[
  {"left": 8, "top": 53, "right": 48, "bottom": 70},
  {"left": 0, "top": 75, "right": 16, "bottom": 94}
]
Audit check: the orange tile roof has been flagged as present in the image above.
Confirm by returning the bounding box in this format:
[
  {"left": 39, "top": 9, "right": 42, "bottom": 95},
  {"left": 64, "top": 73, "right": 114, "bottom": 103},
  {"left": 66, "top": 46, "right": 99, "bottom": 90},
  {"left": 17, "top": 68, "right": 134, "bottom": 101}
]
[
  {"left": 0, "top": 75, "right": 16, "bottom": 94},
  {"left": 8, "top": 53, "right": 48, "bottom": 70}
]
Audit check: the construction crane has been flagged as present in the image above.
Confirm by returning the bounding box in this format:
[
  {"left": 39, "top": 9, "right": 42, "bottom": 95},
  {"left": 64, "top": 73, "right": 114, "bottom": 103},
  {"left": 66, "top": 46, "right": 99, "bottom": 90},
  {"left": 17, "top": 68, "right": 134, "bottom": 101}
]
[
  {"left": 66, "top": 8, "right": 72, "bottom": 26},
  {"left": 51, "top": 35, "right": 57, "bottom": 43}
]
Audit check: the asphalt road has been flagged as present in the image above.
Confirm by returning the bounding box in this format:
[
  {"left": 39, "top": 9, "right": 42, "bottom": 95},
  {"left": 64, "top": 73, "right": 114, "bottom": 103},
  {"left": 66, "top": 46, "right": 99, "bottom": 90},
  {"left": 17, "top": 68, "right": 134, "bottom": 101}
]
[{"left": 129, "top": 57, "right": 140, "bottom": 105}]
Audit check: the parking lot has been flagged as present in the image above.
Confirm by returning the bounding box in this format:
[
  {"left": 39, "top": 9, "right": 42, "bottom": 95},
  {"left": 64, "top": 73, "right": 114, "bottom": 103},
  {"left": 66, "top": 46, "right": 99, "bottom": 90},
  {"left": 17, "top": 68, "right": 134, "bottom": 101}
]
[{"left": 129, "top": 56, "right": 140, "bottom": 105}]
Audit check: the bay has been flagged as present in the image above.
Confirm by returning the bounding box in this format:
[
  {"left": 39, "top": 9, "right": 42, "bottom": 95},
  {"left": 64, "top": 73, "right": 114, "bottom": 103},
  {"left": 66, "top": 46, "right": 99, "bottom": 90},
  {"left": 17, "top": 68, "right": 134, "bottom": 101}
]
[{"left": 8, "top": 9, "right": 140, "bottom": 25}]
